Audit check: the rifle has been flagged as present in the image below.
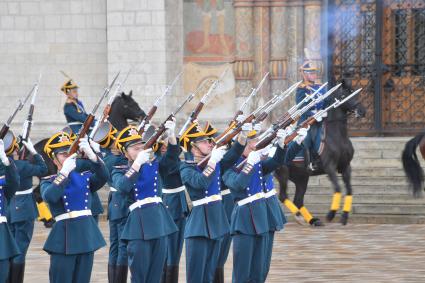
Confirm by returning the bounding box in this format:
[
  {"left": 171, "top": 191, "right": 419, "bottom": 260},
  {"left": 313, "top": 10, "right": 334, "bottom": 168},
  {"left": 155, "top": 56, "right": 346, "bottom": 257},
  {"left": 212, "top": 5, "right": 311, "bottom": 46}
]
[
  {"left": 90, "top": 68, "right": 132, "bottom": 139},
  {"left": 68, "top": 71, "right": 120, "bottom": 155},
  {"left": 213, "top": 80, "right": 301, "bottom": 147},
  {"left": 231, "top": 72, "right": 270, "bottom": 124},
  {"left": 137, "top": 71, "right": 183, "bottom": 135},
  {"left": 235, "top": 88, "right": 362, "bottom": 170},
  {"left": 197, "top": 81, "right": 301, "bottom": 168},
  {"left": 178, "top": 67, "right": 230, "bottom": 136},
  {"left": 262, "top": 83, "right": 341, "bottom": 141},
  {"left": 0, "top": 83, "right": 35, "bottom": 139},
  {"left": 19, "top": 73, "right": 42, "bottom": 159},
  {"left": 216, "top": 72, "right": 270, "bottom": 141},
  {"left": 144, "top": 92, "right": 196, "bottom": 150}
]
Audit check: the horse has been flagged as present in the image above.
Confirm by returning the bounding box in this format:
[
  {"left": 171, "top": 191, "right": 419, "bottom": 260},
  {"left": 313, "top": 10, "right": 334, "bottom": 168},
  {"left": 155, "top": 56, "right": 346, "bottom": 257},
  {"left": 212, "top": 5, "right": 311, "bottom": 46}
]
[
  {"left": 32, "top": 91, "right": 145, "bottom": 226},
  {"left": 402, "top": 132, "right": 425, "bottom": 197},
  {"left": 274, "top": 82, "right": 367, "bottom": 226}
]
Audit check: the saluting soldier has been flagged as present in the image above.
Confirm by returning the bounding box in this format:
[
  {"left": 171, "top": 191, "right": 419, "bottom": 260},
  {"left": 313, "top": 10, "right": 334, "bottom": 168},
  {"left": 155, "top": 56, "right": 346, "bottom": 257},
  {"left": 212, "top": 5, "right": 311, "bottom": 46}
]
[
  {"left": 222, "top": 126, "right": 307, "bottom": 283},
  {"left": 202, "top": 120, "right": 246, "bottom": 283},
  {"left": 63, "top": 126, "right": 105, "bottom": 223},
  {"left": 260, "top": 128, "right": 308, "bottom": 282},
  {"left": 92, "top": 121, "right": 130, "bottom": 283},
  {"left": 40, "top": 132, "right": 108, "bottom": 283},
  {"left": 61, "top": 78, "right": 94, "bottom": 134},
  {"left": 7, "top": 134, "right": 47, "bottom": 283},
  {"left": 179, "top": 121, "right": 247, "bottom": 283},
  {"left": 157, "top": 118, "right": 189, "bottom": 283},
  {"left": 112, "top": 124, "right": 177, "bottom": 283},
  {"left": 0, "top": 138, "right": 20, "bottom": 283},
  {"left": 294, "top": 61, "right": 327, "bottom": 170}
]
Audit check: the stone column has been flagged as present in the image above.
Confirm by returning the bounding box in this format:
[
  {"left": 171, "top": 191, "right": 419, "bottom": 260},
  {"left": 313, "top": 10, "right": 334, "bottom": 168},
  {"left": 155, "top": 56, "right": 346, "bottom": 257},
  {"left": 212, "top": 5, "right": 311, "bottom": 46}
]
[
  {"left": 270, "top": 0, "right": 290, "bottom": 119},
  {"left": 253, "top": 0, "right": 271, "bottom": 112},
  {"left": 233, "top": 0, "right": 255, "bottom": 112},
  {"left": 286, "top": 0, "right": 305, "bottom": 103},
  {"left": 304, "top": 0, "right": 323, "bottom": 78}
]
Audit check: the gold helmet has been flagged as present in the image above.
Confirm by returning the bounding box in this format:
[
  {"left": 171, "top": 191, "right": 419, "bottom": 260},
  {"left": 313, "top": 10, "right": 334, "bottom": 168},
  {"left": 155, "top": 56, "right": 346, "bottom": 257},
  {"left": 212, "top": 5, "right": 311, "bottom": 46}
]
[
  {"left": 179, "top": 122, "right": 208, "bottom": 152},
  {"left": 114, "top": 126, "right": 143, "bottom": 154},
  {"left": 299, "top": 60, "right": 318, "bottom": 73},
  {"left": 3, "top": 130, "right": 19, "bottom": 156},
  {"left": 61, "top": 126, "right": 77, "bottom": 142},
  {"left": 92, "top": 121, "right": 118, "bottom": 149},
  {"left": 60, "top": 79, "right": 78, "bottom": 94},
  {"left": 203, "top": 122, "right": 219, "bottom": 140},
  {"left": 44, "top": 132, "right": 72, "bottom": 159}
]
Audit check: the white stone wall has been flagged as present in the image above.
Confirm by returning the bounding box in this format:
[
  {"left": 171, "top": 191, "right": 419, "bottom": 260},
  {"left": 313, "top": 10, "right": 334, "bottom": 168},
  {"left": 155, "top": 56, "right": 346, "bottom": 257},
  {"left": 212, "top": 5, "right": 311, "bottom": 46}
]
[
  {"left": 0, "top": 0, "right": 182, "bottom": 142},
  {"left": 106, "top": 0, "right": 183, "bottom": 125},
  {"left": 0, "top": 0, "right": 108, "bottom": 140}
]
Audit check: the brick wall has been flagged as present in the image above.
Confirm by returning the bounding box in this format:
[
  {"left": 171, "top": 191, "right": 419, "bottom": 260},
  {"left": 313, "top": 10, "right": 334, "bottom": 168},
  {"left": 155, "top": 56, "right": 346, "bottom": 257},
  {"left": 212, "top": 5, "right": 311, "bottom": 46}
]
[{"left": 0, "top": 0, "right": 183, "bottom": 141}]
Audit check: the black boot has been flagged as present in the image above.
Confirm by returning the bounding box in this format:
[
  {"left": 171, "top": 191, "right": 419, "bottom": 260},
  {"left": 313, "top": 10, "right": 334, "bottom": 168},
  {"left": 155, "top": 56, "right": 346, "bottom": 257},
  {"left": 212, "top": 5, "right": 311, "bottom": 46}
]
[
  {"left": 213, "top": 267, "right": 224, "bottom": 283},
  {"left": 114, "top": 265, "right": 128, "bottom": 283},
  {"left": 165, "top": 265, "right": 179, "bottom": 283},
  {"left": 9, "top": 262, "right": 25, "bottom": 283},
  {"left": 108, "top": 264, "right": 115, "bottom": 283}
]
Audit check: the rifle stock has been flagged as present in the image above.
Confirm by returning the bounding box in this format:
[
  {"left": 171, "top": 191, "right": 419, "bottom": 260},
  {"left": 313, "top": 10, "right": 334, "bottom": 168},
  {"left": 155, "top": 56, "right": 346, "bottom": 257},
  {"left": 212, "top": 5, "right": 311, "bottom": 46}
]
[{"left": 68, "top": 114, "right": 95, "bottom": 155}]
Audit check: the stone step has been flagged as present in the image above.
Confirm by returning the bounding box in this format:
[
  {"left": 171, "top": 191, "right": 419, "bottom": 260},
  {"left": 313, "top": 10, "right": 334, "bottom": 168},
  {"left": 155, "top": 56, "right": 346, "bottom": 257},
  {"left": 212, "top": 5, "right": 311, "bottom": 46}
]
[
  {"left": 285, "top": 185, "right": 413, "bottom": 195},
  {"left": 298, "top": 203, "right": 425, "bottom": 215},
  {"left": 292, "top": 176, "right": 408, "bottom": 187},
  {"left": 285, "top": 214, "right": 425, "bottom": 224},
  {"left": 301, "top": 194, "right": 425, "bottom": 205}
]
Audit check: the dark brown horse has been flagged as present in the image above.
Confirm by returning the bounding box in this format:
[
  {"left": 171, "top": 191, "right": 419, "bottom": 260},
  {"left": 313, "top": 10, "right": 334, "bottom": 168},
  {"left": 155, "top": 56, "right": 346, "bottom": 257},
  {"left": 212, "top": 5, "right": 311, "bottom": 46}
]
[
  {"left": 274, "top": 84, "right": 366, "bottom": 226},
  {"left": 402, "top": 132, "right": 425, "bottom": 197}
]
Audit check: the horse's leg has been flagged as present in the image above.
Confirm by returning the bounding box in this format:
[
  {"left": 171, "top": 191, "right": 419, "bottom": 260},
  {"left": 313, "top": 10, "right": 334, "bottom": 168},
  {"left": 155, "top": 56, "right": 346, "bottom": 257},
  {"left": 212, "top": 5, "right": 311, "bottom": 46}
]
[
  {"left": 290, "top": 167, "right": 324, "bottom": 227},
  {"left": 326, "top": 167, "right": 343, "bottom": 222},
  {"left": 340, "top": 165, "right": 353, "bottom": 225}
]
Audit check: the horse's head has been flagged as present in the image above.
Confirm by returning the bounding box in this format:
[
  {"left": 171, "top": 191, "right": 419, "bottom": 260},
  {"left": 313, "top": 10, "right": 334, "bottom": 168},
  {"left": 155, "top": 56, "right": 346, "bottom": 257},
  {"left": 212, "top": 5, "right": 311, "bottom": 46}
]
[
  {"left": 113, "top": 91, "right": 146, "bottom": 122},
  {"left": 334, "top": 79, "right": 366, "bottom": 119}
]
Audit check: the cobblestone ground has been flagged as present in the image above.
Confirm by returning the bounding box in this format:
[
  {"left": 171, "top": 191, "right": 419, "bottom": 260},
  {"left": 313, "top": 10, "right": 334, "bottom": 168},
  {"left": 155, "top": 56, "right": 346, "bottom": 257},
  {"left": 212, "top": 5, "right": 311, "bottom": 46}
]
[{"left": 25, "top": 222, "right": 425, "bottom": 282}]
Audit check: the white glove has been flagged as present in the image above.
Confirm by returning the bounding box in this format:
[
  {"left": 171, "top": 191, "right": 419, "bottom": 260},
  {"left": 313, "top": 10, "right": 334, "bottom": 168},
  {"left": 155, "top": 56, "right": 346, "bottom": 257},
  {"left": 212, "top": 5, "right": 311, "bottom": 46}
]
[
  {"left": 253, "top": 122, "right": 262, "bottom": 132},
  {"left": 143, "top": 123, "right": 150, "bottom": 133},
  {"left": 241, "top": 123, "right": 252, "bottom": 135},
  {"left": 294, "top": 127, "right": 309, "bottom": 145},
  {"left": 247, "top": 150, "right": 261, "bottom": 166},
  {"left": 276, "top": 128, "right": 288, "bottom": 148},
  {"left": 268, "top": 146, "right": 277, "bottom": 158},
  {"left": 22, "top": 138, "right": 37, "bottom": 155},
  {"left": 236, "top": 114, "right": 246, "bottom": 123},
  {"left": 59, "top": 153, "right": 77, "bottom": 177},
  {"left": 79, "top": 137, "right": 98, "bottom": 162},
  {"left": 132, "top": 149, "right": 152, "bottom": 172},
  {"left": 165, "top": 118, "right": 176, "bottom": 137},
  {"left": 89, "top": 139, "right": 101, "bottom": 154},
  {"left": 0, "top": 139, "right": 10, "bottom": 166},
  {"left": 285, "top": 124, "right": 295, "bottom": 135},
  {"left": 258, "top": 144, "right": 273, "bottom": 157},
  {"left": 209, "top": 146, "right": 226, "bottom": 164}
]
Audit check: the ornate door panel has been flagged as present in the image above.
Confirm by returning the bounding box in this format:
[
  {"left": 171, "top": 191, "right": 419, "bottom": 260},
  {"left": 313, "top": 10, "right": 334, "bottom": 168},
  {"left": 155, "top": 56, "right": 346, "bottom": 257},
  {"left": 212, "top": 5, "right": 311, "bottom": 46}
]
[{"left": 329, "top": 0, "right": 425, "bottom": 135}]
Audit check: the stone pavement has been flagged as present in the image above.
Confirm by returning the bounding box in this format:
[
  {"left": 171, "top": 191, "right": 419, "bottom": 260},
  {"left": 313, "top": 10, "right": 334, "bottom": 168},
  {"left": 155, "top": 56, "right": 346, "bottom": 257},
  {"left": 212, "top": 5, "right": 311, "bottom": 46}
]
[{"left": 25, "top": 221, "right": 425, "bottom": 282}]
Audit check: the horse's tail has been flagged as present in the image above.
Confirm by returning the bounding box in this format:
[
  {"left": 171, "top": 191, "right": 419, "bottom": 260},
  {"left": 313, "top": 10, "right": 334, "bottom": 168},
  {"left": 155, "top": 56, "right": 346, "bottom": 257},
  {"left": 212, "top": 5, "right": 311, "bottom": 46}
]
[{"left": 402, "top": 132, "right": 425, "bottom": 197}]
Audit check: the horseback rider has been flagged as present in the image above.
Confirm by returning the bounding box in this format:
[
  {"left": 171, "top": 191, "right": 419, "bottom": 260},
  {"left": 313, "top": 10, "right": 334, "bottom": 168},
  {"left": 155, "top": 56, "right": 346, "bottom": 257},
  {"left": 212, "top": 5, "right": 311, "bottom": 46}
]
[
  {"left": 295, "top": 60, "right": 328, "bottom": 171},
  {"left": 61, "top": 78, "right": 94, "bottom": 134}
]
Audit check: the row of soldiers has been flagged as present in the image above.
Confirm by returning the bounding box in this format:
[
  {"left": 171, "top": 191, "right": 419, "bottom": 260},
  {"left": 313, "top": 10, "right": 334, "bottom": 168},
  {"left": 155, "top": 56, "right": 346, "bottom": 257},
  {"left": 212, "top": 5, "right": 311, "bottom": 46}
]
[{"left": 0, "top": 61, "right": 327, "bottom": 283}]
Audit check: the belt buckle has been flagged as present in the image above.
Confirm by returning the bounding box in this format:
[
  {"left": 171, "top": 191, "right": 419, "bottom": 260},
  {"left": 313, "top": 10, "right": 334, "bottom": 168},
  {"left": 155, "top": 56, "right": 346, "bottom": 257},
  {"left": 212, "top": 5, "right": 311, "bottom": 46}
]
[
  {"left": 69, "top": 211, "right": 77, "bottom": 218},
  {"left": 211, "top": 195, "right": 219, "bottom": 201}
]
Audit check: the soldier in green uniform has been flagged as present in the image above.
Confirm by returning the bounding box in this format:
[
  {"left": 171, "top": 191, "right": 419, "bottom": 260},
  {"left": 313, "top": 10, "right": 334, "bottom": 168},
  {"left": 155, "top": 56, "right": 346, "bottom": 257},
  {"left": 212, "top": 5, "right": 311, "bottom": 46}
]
[
  {"left": 7, "top": 133, "right": 47, "bottom": 283},
  {"left": 179, "top": 121, "right": 248, "bottom": 283},
  {"left": 0, "top": 138, "right": 20, "bottom": 283},
  {"left": 112, "top": 124, "right": 178, "bottom": 283},
  {"left": 41, "top": 132, "right": 108, "bottom": 283}
]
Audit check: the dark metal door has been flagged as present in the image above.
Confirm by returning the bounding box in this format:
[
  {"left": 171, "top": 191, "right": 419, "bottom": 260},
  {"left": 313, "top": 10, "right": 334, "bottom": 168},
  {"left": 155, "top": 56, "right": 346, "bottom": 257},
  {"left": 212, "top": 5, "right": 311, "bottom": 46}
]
[{"left": 329, "top": 0, "right": 425, "bottom": 136}]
